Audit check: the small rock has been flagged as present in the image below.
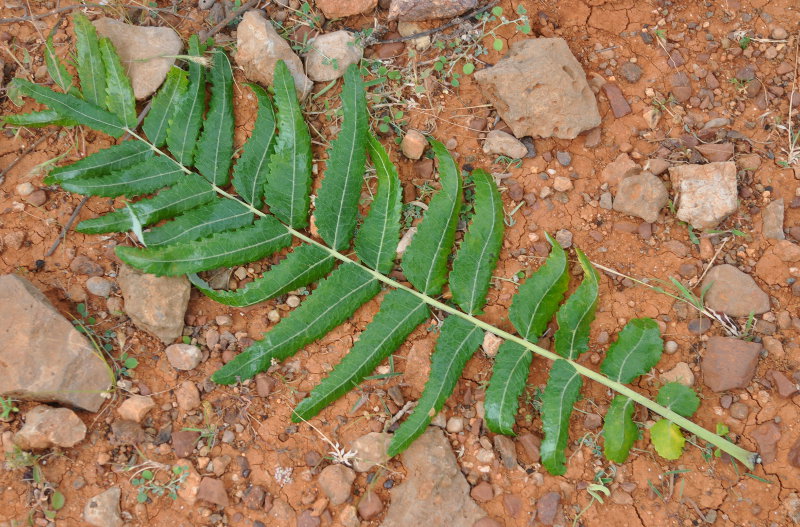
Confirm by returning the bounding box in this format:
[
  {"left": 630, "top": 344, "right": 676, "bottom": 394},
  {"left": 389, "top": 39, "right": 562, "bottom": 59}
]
[
  {"left": 556, "top": 151, "right": 572, "bottom": 166},
  {"left": 446, "top": 416, "right": 464, "bottom": 434},
  {"left": 771, "top": 26, "right": 788, "bottom": 40},
  {"left": 553, "top": 176, "right": 573, "bottom": 192},
  {"left": 643, "top": 108, "right": 661, "bottom": 128},
  {"left": 304, "top": 31, "right": 363, "bottom": 82},
  {"left": 243, "top": 485, "right": 266, "bottom": 510},
  {"left": 470, "top": 481, "right": 493, "bottom": 503},
  {"left": 645, "top": 158, "right": 669, "bottom": 176},
  {"left": 70, "top": 255, "right": 104, "bottom": 276},
  {"left": 85, "top": 276, "right": 112, "bottom": 297},
  {"left": 493, "top": 435, "right": 517, "bottom": 469},
  {"left": 788, "top": 438, "right": 800, "bottom": 468},
  {"left": 695, "top": 143, "right": 734, "bottom": 162},
  {"left": 620, "top": 62, "right": 643, "bottom": 83},
  {"left": 599, "top": 192, "right": 613, "bottom": 209},
  {"left": 316, "top": 0, "right": 377, "bottom": 18},
  {"left": 661, "top": 362, "right": 694, "bottom": 386},
  {"left": 701, "top": 264, "right": 770, "bottom": 317},
  {"left": 687, "top": 318, "right": 711, "bottom": 335},
  {"left": 358, "top": 489, "right": 383, "bottom": 520},
  {"left": 93, "top": 18, "right": 182, "bottom": 99},
  {"left": 350, "top": 432, "right": 391, "bottom": 472},
  {"left": 763, "top": 199, "right": 785, "bottom": 240},
  {"left": 118, "top": 263, "right": 190, "bottom": 344},
  {"left": 401, "top": 130, "right": 427, "bottom": 160},
  {"left": 176, "top": 380, "right": 201, "bottom": 411},
  {"left": 774, "top": 240, "right": 800, "bottom": 262},
  {"left": 483, "top": 130, "right": 527, "bottom": 159},
  {"left": 602, "top": 83, "right": 632, "bottom": 118},
  {"left": 197, "top": 477, "right": 229, "bottom": 507},
  {"left": 555, "top": 229, "right": 573, "bottom": 248},
  {"left": 340, "top": 505, "right": 360, "bottom": 527},
  {"left": 583, "top": 413, "right": 602, "bottom": 430},
  {"left": 235, "top": 11, "right": 313, "bottom": 99},
  {"left": 15, "top": 182, "right": 35, "bottom": 197},
  {"left": 517, "top": 433, "right": 540, "bottom": 463},
  {"left": 317, "top": 464, "right": 356, "bottom": 505},
  {"left": 601, "top": 153, "right": 638, "bottom": 186},
  {"left": 298, "top": 510, "right": 321, "bottom": 527},
  {"left": 702, "top": 336, "right": 761, "bottom": 392},
  {"left": 166, "top": 343, "right": 203, "bottom": 370},
  {"left": 389, "top": 0, "right": 476, "bottom": 21},
  {"left": 474, "top": 38, "right": 600, "bottom": 139},
  {"left": 84, "top": 487, "right": 122, "bottom": 527},
  {"left": 25, "top": 190, "right": 46, "bottom": 207},
  {"left": 536, "top": 492, "right": 561, "bottom": 526},
  {"left": 770, "top": 370, "right": 798, "bottom": 398},
  {"left": 14, "top": 406, "right": 86, "bottom": 450},
  {"left": 172, "top": 430, "right": 200, "bottom": 457},
  {"left": 750, "top": 421, "right": 781, "bottom": 464},
  {"left": 198, "top": 0, "right": 214, "bottom": 9},
  {"left": 482, "top": 332, "right": 502, "bottom": 357},
  {"left": 117, "top": 395, "right": 155, "bottom": 423},
  {"left": 669, "top": 162, "right": 738, "bottom": 229},
  {"left": 503, "top": 494, "right": 523, "bottom": 517},
  {"left": 730, "top": 402, "right": 749, "bottom": 420},
  {"left": 612, "top": 173, "right": 668, "bottom": 223},
  {"left": 111, "top": 420, "right": 146, "bottom": 445}
]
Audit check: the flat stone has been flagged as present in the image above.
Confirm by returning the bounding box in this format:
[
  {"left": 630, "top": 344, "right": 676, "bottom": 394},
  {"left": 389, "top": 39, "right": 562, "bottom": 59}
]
[
  {"left": 770, "top": 370, "right": 798, "bottom": 398},
  {"left": 660, "top": 362, "right": 694, "bottom": 386},
  {"left": 176, "top": 380, "right": 201, "bottom": 411},
  {"left": 483, "top": 130, "right": 528, "bottom": 159},
  {"left": 601, "top": 153, "right": 639, "bottom": 186},
  {"left": 401, "top": 129, "right": 427, "bottom": 160},
  {"left": 197, "top": 477, "right": 229, "bottom": 507},
  {"left": 619, "top": 62, "right": 642, "bottom": 82},
  {"left": 612, "top": 173, "right": 668, "bottom": 223},
  {"left": 669, "top": 162, "right": 738, "bottom": 229},
  {"left": 304, "top": 31, "right": 363, "bottom": 82},
  {"left": 118, "top": 263, "right": 190, "bottom": 344},
  {"left": 235, "top": 11, "right": 313, "bottom": 100},
  {"left": 763, "top": 199, "right": 785, "bottom": 240},
  {"left": 173, "top": 430, "right": 200, "bottom": 458},
  {"left": 93, "top": 18, "right": 182, "bottom": 99},
  {"left": 382, "top": 428, "right": 484, "bottom": 527},
  {"left": 751, "top": 421, "right": 781, "bottom": 464},
  {"left": 317, "top": 464, "right": 355, "bottom": 505},
  {"left": 493, "top": 434, "right": 517, "bottom": 469},
  {"left": 470, "top": 481, "right": 493, "bottom": 502},
  {"left": 349, "top": 432, "right": 391, "bottom": 472},
  {"left": 14, "top": 406, "right": 87, "bottom": 450},
  {"left": 702, "top": 336, "right": 761, "bottom": 392},
  {"left": 316, "top": 0, "right": 377, "bottom": 18},
  {"left": 0, "top": 274, "right": 110, "bottom": 411},
  {"left": 85, "top": 276, "right": 113, "bottom": 297},
  {"left": 536, "top": 492, "right": 561, "bottom": 526},
  {"left": 389, "top": 0, "right": 476, "bottom": 21},
  {"left": 601, "top": 83, "right": 632, "bottom": 118},
  {"left": 110, "top": 420, "right": 145, "bottom": 445},
  {"left": 701, "top": 264, "right": 770, "bottom": 317},
  {"left": 116, "top": 395, "right": 155, "bottom": 423},
  {"left": 774, "top": 240, "right": 800, "bottom": 262},
  {"left": 84, "top": 487, "right": 122, "bottom": 527},
  {"left": 474, "top": 38, "right": 600, "bottom": 139},
  {"left": 357, "top": 489, "right": 383, "bottom": 520},
  {"left": 166, "top": 343, "right": 203, "bottom": 370}
]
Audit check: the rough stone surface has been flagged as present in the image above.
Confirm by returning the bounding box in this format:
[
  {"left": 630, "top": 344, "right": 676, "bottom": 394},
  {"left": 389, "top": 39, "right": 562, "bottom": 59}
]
[
  {"left": 316, "top": 0, "right": 377, "bottom": 18},
  {"left": 536, "top": 492, "right": 561, "bottom": 525},
  {"left": 701, "top": 264, "right": 770, "bottom": 317},
  {"left": 612, "top": 173, "right": 668, "bottom": 223},
  {"left": 358, "top": 490, "right": 383, "bottom": 520},
  {"left": 601, "top": 83, "right": 632, "bottom": 118},
  {"left": 0, "top": 274, "right": 110, "bottom": 411},
  {"left": 696, "top": 143, "right": 734, "bottom": 162},
  {"left": 235, "top": 11, "right": 313, "bottom": 99},
  {"left": 702, "top": 336, "right": 761, "bottom": 392},
  {"left": 381, "top": 427, "right": 485, "bottom": 527},
  {"left": 474, "top": 38, "right": 600, "bottom": 139},
  {"left": 619, "top": 62, "right": 643, "bottom": 82},
  {"left": 93, "top": 18, "right": 182, "bottom": 99},
  {"left": 118, "top": 263, "right": 190, "bottom": 344},
  {"left": 317, "top": 464, "right": 356, "bottom": 505},
  {"left": 176, "top": 380, "right": 201, "bottom": 411},
  {"left": 350, "top": 432, "right": 391, "bottom": 472},
  {"left": 388, "top": 0, "right": 476, "bottom": 21},
  {"left": 483, "top": 130, "right": 528, "bottom": 159},
  {"left": 166, "top": 343, "right": 203, "bottom": 370},
  {"left": 197, "top": 477, "right": 229, "bottom": 507},
  {"left": 400, "top": 130, "right": 427, "bottom": 160},
  {"left": 763, "top": 199, "right": 785, "bottom": 240},
  {"left": 601, "top": 153, "right": 639, "bottom": 186},
  {"left": 84, "top": 487, "right": 122, "bottom": 527},
  {"left": 751, "top": 421, "right": 781, "bottom": 464},
  {"left": 14, "top": 406, "right": 87, "bottom": 450},
  {"left": 660, "top": 362, "right": 694, "bottom": 386},
  {"left": 116, "top": 395, "right": 155, "bottom": 423},
  {"left": 669, "top": 162, "right": 738, "bottom": 229},
  {"left": 304, "top": 31, "right": 363, "bottom": 82}
]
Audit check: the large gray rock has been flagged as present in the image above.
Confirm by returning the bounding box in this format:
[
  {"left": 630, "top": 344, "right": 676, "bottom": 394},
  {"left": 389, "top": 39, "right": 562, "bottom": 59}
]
[
  {"left": 84, "top": 487, "right": 123, "bottom": 527},
  {"left": 474, "top": 38, "right": 600, "bottom": 139},
  {"left": 701, "top": 264, "right": 770, "bottom": 317},
  {"left": 304, "top": 31, "right": 363, "bottom": 82},
  {"left": 93, "top": 18, "right": 182, "bottom": 99},
  {"left": 14, "top": 406, "right": 87, "bottom": 450},
  {"left": 389, "top": 0, "right": 476, "bottom": 20},
  {"left": 669, "top": 162, "right": 738, "bottom": 229},
  {"left": 382, "top": 428, "right": 485, "bottom": 527},
  {"left": 235, "top": 11, "right": 313, "bottom": 99},
  {"left": 118, "top": 264, "right": 190, "bottom": 344},
  {"left": 0, "top": 274, "right": 110, "bottom": 411}
]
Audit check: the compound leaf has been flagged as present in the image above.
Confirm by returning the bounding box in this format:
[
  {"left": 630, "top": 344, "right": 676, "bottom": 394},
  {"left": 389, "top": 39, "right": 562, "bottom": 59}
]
[
  {"left": 449, "top": 169, "right": 504, "bottom": 315},
  {"left": 554, "top": 249, "right": 599, "bottom": 360},
  {"left": 603, "top": 395, "right": 638, "bottom": 463},
  {"left": 293, "top": 289, "right": 429, "bottom": 420},
  {"left": 401, "top": 139, "right": 461, "bottom": 295},
  {"left": 212, "top": 263, "right": 380, "bottom": 384},
  {"left": 485, "top": 341, "right": 531, "bottom": 435},
  {"left": 600, "top": 318, "right": 662, "bottom": 384},
  {"left": 656, "top": 383, "right": 699, "bottom": 418},
  {"left": 316, "top": 64, "right": 368, "bottom": 251},
  {"left": 232, "top": 84, "right": 276, "bottom": 208},
  {"left": 143, "top": 67, "right": 187, "bottom": 147},
  {"left": 650, "top": 419, "right": 685, "bottom": 460},
  {"left": 540, "top": 359, "right": 583, "bottom": 475},
  {"left": 195, "top": 50, "right": 234, "bottom": 186}
]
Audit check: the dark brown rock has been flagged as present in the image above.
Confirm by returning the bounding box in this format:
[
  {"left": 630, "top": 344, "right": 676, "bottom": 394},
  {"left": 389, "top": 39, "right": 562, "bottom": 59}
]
[
  {"left": 517, "top": 433, "right": 541, "bottom": 463},
  {"left": 702, "top": 337, "right": 761, "bottom": 392},
  {"left": 770, "top": 370, "right": 798, "bottom": 398},
  {"left": 172, "top": 430, "right": 200, "bottom": 457},
  {"left": 602, "top": 83, "right": 632, "bottom": 118},
  {"left": 750, "top": 421, "right": 781, "bottom": 464},
  {"left": 536, "top": 492, "right": 561, "bottom": 525},
  {"left": 243, "top": 485, "right": 266, "bottom": 510},
  {"left": 788, "top": 437, "right": 800, "bottom": 468},
  {"left": 696, "top": 143, "right": 734, "bottom": 162},
  {"left": 197, "top": 477, "right": 229, "bottom": 507},
  {"left": 110, "top": 420, "right": 146, "bottom": 445}
]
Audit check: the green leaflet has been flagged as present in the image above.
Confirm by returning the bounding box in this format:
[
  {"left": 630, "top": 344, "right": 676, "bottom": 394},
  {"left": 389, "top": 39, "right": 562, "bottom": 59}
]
[
  {"left": 99, "top": 38, "right": 136, "bottom": 128},
  {"left": 401, "top": 139, "right": 462, "bottom": 296},
  {"left": 656, "top": 383, "right": 699, "bottom": 417},
  {"left": 3, "top": 110, "right": 78, "bottom": 128},
  {"left": 73, "top": 13, "right": 106, "bottom": 108},
  {"left": 600, "top": 318, "right": 663, "bottom": 384},
  {"left": 195, "top": 51, "right": 234, "bottom": 186},
  {"left": 388, "top": 316, "right": 483, "bottom": 456},
  {"left": 212, "top": 263, "right": 381, "bottom": 384},
  {"left": 449, "top": 169, "right": 504, "bottom": 315},
  {"left": 509, "top": 233, "right": 569, "bottom": 340},
  {"left": 167, "top": 35, "right": 205, "bottom": 166},
  {"left": 265, "top": 60, "right": 313, "bottom": 228},
  {"left": 143, "top": 67, "right": 187, "bottom": 148},
  {"left": 11, "top": 79, "right": 124, "bottom": 137},
  {"left": 540, "top": 359, "right": 583, "bottom": 475},
  {"left": 231, "top": 84, "right": 276, "bottom": 208},
  {"left": 116, "top": 215, "right": 291, "bottom": 276},
  {"left": 60, "top": 156, "right": 183, "bottom": 197},
  {"left": 293, "top": 289, "right": 429, "bottom": 420},
  {"left": 355, "top": 133, "right": 402, "bottom": 274},
  {"left": 553, "top": 249, "right": 599, "bottom": 360},
  {"left": 46, "top": 141, "right": 153, "bottom": 184},
  {"left": 650, "top": 420, "right": 685, "bottom": 460},
  {"left": 189, "top": 244, "right": 335, "bottom": 306},
  {"left": 315, "top": 64, "right": 368, "bottom": 251},
  {"left": 484, "top": 341, "right": 531, "bottom": 435},
  {"left": 76, "top": 174, "right": 216, "bottom": 234},
  {"left": 603, "top": 395, "right": 638, "bottom": 463},
  {"left": 143, "top": 199, "right": 253, "bottom": 247},
  {"left": 44, "top": 36, "right": 73, "bottom": 92}
]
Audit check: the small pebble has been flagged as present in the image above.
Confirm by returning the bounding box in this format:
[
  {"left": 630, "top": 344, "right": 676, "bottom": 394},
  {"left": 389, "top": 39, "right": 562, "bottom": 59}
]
[
  {"left": 664, "top": 340, "right": 678, "bottom": 354},
  {"left": 85, "top": 276, "right": 113, "bottom": 297}
]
